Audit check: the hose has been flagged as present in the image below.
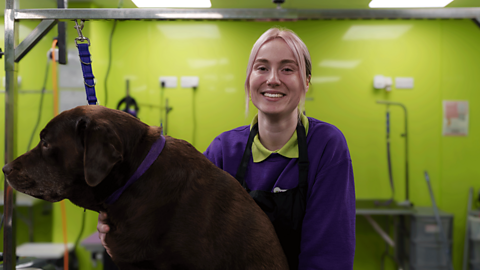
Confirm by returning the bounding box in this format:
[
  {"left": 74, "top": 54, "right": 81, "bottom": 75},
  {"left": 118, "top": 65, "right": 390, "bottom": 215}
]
[{"left": 26, "top": 58, "right": 50, "bottom": 151}]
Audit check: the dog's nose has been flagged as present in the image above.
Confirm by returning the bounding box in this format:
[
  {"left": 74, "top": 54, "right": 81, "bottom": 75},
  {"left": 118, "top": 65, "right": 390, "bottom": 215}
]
[{"left": 2, "top": 163, "right": 13, "bottom": 176}]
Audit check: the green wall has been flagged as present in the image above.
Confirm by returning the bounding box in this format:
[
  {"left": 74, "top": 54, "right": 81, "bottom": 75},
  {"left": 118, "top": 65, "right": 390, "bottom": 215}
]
[{"left": 1, "top": 17, "right": 480, "bottom": 270}]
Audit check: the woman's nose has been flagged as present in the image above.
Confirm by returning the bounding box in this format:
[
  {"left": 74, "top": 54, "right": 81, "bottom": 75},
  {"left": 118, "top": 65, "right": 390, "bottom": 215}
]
[{"left": 267, "top": 71, "right": 280, "bottom": 86}]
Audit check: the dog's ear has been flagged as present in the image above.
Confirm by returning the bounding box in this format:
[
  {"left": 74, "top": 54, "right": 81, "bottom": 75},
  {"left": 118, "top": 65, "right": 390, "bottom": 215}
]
[{"left": 76, "top": 117, "right": 123, "bottom": 187}]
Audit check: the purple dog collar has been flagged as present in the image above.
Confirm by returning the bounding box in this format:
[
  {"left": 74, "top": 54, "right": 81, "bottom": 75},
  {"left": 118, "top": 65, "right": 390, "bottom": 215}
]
[{"left": 105, "top": 135, "right": 166, "bottom": 205}]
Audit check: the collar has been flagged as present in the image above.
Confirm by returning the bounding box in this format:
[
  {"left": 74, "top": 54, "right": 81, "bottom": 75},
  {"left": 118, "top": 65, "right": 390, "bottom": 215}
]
[
  {"left": 251, "top": 113, "right": 309, "bottom": 163},
  {"left": 105, "top": 135, "right": 166, "bottom": 205}
]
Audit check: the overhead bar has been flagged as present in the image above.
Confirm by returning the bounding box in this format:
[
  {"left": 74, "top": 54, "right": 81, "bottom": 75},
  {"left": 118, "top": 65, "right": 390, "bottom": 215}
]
[{"left": 13, "top": 8, "right": 480, "bottom": 20}]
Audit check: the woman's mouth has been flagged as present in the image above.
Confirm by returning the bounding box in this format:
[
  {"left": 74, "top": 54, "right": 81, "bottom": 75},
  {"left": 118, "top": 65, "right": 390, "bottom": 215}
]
[{"left": 263, "top": 92, "right": 285, "bottom": 98}]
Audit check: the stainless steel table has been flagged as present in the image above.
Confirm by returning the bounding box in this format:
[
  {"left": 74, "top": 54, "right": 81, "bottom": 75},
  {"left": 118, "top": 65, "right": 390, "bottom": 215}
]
[{"left": 356, "top": 199, "right": 416, "bottom": 270}]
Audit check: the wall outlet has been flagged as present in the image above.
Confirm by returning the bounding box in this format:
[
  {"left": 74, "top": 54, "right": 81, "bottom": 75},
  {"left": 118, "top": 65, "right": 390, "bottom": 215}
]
[
  {"left": 181, "top": 76, "right": 199, "bottom": 88},
  {"left": 159, "top": 76, "right": 177, "bottom": 88},
  {"left": 395, "top": 77, "right": 414, "bottom": 89}
]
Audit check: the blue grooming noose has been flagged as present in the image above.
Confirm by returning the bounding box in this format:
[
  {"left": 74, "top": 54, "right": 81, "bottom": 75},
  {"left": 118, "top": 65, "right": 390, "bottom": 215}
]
[{"left": 75, "top": 20, "right": 97, "bottom": 105}]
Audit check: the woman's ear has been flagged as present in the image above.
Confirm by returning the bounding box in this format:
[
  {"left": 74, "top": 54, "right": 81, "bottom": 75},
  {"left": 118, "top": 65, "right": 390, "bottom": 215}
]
[{"left": 305, "top": 75, "right": 311, "bottom": 93}]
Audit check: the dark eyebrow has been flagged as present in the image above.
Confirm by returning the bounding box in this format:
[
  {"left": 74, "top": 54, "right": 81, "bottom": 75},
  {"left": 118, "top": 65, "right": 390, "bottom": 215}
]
[
  {"left": 280, "top": 59, "right": 298, "bottom": 65},
  {"left": 40, "top": 130, "right": 46, "bottom": 139},
  {"left": 254, "top": 59, "right": 269, "bottom": 64}
]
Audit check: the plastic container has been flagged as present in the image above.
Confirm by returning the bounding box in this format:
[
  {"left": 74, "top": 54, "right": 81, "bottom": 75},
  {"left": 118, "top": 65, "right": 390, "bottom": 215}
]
[
  {"left": 410, "top": 207, "right": 453, "bottom": 242},
  {"left": 409, "top": 240, "right": 451, "bottom": 266}
]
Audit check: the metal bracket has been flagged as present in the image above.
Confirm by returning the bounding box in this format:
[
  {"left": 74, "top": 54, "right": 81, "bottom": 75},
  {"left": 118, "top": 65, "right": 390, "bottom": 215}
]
[
  {"left": 364, "top": 214, "right": 395, "bottom": 247},
  {"left": 15, "top": 19, "right": 58, "bottom": 62},
  {"left": 473, "top": 17, "right": 480, "bottom": 29}
]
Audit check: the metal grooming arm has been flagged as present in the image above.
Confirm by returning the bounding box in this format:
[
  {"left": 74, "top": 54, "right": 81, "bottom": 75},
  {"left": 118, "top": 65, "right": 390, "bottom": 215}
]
[{"left": 376, "top": 101, "right": 411, "bottom": 207}]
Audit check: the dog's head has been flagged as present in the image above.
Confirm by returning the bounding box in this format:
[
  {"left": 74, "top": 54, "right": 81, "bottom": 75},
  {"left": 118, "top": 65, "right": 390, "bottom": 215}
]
[{"left": 2, "top": 105, "right": 142, "bottom": 205}]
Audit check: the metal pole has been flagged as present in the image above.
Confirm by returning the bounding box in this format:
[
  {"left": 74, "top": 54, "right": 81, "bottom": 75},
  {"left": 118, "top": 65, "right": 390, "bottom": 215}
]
[
  {"left": 165, "top": 98, "right": 169, "bottom": 135},
  {"left": 4, "top": 0, "right": 19, "bottom": 267}
]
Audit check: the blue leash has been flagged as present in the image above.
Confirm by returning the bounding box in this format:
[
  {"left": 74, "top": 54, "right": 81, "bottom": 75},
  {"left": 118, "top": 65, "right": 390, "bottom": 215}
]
[
  {"left": 77, "top": 43, "right": 97, "bottom": 105},
  {"left": 75, "top": 20, "right": 97, "bottom": 105}
]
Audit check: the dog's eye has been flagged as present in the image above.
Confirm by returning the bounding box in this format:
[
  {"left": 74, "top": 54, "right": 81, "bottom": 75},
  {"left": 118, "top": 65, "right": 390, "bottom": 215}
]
[{"left": 41, "top": 140, "right": 49, "bottom": 148}]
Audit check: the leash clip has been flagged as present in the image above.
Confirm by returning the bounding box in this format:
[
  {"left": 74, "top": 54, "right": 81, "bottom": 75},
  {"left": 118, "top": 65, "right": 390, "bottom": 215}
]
[{"left": 74, "top": 19, "right": 91, "bottom": 46}]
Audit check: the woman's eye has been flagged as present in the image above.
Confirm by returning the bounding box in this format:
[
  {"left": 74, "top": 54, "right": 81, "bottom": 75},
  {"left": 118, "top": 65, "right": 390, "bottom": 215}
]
[{"left": 41, "top": 140, "right": 48, "bottom": 148}]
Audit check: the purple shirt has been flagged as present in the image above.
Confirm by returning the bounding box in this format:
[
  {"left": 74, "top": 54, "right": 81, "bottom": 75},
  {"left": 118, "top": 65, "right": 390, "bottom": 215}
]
[{"left": 204, "top": 117, "right": 356, "bottom": 270}]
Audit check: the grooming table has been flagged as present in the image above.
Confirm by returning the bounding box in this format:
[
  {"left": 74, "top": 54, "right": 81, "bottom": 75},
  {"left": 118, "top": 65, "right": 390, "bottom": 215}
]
[
  {"left": 356, "top": 199, "right": 415, "bottom": 269},
  {"left": 81, "top": 231, "right": 104, "bottom": 254},
  {"left": 0, "top": 243, "right": 75, "bottom": 270},
  {"left": 81, "top": 231, "right": 107, "bottom": 267},
  {"left": 16, "top": 243, "right": 74, "bottom": 259}
]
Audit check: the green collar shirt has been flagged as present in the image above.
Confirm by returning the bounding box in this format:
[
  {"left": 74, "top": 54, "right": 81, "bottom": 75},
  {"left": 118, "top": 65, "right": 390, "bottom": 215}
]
[{"left": 251, "top": 114, "right": 309, "bottom": 163}]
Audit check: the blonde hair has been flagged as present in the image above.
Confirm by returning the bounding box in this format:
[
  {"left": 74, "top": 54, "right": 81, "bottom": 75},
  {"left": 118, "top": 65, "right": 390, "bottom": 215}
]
[{"left": 244, "top": 27, "right": 312, "bottom": 117}]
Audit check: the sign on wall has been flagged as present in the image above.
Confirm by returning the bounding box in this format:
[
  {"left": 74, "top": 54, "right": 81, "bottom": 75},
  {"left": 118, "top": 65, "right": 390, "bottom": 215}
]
[{"left": 443, "top": 100, "right": 469, "bottom": 136}]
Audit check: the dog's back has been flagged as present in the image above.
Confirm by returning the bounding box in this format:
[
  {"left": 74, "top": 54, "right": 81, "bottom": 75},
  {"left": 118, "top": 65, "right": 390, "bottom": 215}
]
[{"left": 106, "top": 136, "right": 288, "bottom": 269}]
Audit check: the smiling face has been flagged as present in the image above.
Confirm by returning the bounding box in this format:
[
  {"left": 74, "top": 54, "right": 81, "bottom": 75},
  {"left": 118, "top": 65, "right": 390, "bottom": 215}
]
[{"left": 248, "top": 38, "right": 309, "bottom": 120}]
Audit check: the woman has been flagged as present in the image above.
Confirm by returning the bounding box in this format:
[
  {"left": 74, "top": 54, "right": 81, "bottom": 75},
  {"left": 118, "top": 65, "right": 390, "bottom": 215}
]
[{"left": 98, "top": 27, "right": 356, "bottom": 269}]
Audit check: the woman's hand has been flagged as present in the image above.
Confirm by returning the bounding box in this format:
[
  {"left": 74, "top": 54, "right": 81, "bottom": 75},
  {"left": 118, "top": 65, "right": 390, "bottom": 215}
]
[{"left": 97, "top": 211, "right": 113, "bottom": 258}]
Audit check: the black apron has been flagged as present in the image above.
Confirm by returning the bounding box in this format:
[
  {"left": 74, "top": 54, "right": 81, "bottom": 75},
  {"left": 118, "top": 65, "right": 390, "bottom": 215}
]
[{"left": 235, "top": 121, "right": 309, "bottom": 270}]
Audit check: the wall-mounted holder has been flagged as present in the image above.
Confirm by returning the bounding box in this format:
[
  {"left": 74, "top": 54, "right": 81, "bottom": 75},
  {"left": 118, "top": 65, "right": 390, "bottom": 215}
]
[{"left": 374, "top": 75, "right": 393, "bottom": 91}]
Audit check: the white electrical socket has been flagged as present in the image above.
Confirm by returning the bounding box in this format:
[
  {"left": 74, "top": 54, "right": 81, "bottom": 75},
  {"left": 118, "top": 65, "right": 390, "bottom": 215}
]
[
  {"left": 159, "top": 76, "right": 177, "bottom": 88},
  {"left": 395, "top": 77, "right": 414, "bottom": 89},
  {"left": 181, "top": 76, "right": 199, "bottom": 88}
]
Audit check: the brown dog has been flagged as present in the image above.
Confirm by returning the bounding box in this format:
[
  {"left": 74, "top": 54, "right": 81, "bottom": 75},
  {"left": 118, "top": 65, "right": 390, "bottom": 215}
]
[{"left": 2, "top": 105, "right": 288, "bottom": 270}]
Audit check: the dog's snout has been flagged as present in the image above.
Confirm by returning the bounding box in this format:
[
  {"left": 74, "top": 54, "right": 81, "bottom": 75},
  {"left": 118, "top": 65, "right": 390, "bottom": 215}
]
[{"left": 2, "top": 163, "right": 14, "bottom": 176}]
